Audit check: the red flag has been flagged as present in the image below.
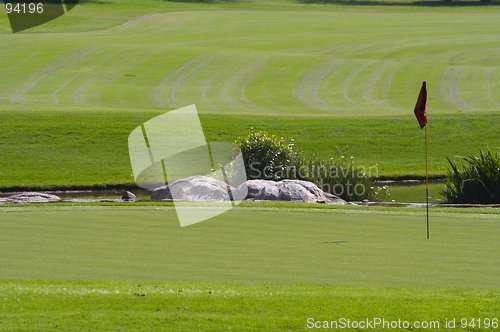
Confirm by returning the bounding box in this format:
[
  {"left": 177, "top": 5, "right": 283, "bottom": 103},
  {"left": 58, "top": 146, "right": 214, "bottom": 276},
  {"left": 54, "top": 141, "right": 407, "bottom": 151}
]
[{"left": 414, "top": 81, "right": 427, "bottom": 129}]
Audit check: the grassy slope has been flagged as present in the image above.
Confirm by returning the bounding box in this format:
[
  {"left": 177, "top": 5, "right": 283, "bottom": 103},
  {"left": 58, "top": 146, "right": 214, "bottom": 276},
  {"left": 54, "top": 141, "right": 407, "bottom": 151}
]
[
  {"left": 0, "top": 109, "right": 156, "bottom": 189},
  {"left": 1, "top": 110, "right": 499, "bottom": 189},
  {"left": 1, "top": 1, "right": 500, "bottom": 188}
]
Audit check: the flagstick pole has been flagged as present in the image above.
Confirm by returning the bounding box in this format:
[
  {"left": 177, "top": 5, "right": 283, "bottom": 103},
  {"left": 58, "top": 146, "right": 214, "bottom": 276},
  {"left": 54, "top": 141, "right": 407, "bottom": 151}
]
[{"left": 425, "top": 124, "right": 430, "bottom": 239}]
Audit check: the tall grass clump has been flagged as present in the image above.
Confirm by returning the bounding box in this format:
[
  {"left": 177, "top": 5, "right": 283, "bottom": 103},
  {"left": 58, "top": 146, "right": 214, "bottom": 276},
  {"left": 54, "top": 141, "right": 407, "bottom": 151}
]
[
  {"left": 237, "top": 131, "right": 387, "bottom": 201},
  {"left": 292, "top": 147, "right": 388, "bottom": 202},
  {"left": 441, "top": 149, "right": 500, "bottom": 204}
]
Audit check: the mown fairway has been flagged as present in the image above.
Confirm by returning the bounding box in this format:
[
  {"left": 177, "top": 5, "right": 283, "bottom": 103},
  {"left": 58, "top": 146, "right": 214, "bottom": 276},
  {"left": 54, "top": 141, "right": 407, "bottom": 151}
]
[
  {"left": 1, "top": 1, "right": 500, "bottom": 188},
  {"left": 1, "top": 2, "right": 500, "bottom": 115}
]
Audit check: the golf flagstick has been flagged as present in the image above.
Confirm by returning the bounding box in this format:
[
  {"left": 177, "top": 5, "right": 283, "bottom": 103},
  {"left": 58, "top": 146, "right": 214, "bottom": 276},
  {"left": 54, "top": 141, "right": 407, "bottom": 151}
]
[
  {"left": 413, "top": 81, "right": 429, "bottom": 239},
  {"left": 425, "top": 124, "right": 429, "bottom": 239}
]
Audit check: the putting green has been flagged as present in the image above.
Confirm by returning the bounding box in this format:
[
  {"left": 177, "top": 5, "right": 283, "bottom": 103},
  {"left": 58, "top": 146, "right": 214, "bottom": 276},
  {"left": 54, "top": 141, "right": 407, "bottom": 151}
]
[{"left": 1, "top": 205, "right": 499, "bottom": 288}]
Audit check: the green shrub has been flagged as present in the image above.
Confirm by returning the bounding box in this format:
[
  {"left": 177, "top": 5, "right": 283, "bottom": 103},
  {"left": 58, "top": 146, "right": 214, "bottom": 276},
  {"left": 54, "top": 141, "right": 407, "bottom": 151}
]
[
  {"left": 236, "top": 130, "right": 300, "bottom": 181},
  {"left": 237, "top": 131, "right": 387, "bottom": 202},
  {"left": 441, "top": 149, "right": 500, "bottom": 204}
]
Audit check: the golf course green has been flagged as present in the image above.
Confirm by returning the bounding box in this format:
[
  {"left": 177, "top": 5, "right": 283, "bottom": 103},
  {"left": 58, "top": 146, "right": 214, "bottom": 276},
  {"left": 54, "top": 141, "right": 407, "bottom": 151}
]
[{"left": 1, "top": 0, "right": 500, "bottom": 330}]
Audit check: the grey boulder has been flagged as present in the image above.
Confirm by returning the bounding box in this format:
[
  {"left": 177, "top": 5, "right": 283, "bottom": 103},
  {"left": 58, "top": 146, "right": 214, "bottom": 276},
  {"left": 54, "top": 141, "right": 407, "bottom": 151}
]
[
  {"left": 121, "top": 191, "right": 137, "bottom": 202},
  {"left": 0, "top": 192, "right": 61, "bottom": 204},
  {"left": 152, "top": 175, "right": 233, "bottom": 201},
  {"left": 276, "top": 181, "right": 317, "bottom": 203},
  {"left": 238, "top": 179, "right": 346, "bottom": 204},
  {"left": 255, "top": 183, "right": 280, "bottom": 201}
]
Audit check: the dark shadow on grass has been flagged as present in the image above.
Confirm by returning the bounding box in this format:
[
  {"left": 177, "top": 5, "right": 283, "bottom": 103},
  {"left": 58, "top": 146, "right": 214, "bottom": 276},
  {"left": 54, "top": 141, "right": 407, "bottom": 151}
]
[
  {"left": 164, "top": 0, "right": 499, "bottom": 4},
  {"left": 322, "top": 241, "right": 349, "bottom": 244},
  {"left": 165, "top": 0, "right": 235, "bottom": 2},
  {"left": 78, "top": 0, "right": 112, "bottom": 4},
  {"left": 37, "top": 0, "right": 500, "bottom": 4},
  {"left": 299, "top": 0, "right": 499, "bottom": 6}
]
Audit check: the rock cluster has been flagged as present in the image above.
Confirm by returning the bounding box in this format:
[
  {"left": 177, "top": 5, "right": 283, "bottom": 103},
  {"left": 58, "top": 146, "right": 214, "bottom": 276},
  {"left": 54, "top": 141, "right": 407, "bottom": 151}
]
[{"left": 152, "top": 176, "right": 345, "bottom": 204}]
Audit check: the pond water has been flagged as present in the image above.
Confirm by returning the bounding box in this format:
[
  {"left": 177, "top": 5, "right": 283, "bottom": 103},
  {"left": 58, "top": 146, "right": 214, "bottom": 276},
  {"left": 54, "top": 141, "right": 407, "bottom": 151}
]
[
  {"left": 0, "top": 190, "right": 152, "bottom": 203},
  {"left": 0, "top": 182, "right": 446, "bottom": 204},
  {"left": 55, "top": 190, "right": 152, "bottom": 202}
]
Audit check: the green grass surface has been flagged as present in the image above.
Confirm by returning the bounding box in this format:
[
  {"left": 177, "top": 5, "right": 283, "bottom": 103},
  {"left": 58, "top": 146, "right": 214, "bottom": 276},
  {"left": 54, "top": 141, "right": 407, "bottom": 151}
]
[
  {"left": 2, "top": 2, "right": 500, "bottom": 330},
  {"left": 1, "top": 204, "right": 499, "bottom": 287},
  {"left": 1, "top": 280, "right": 499, "bottom": 331},
  {"left": 387, "top": 182, "right": 445, "bottom": 203},
  {"left": 1, "top": 109, "right": 500, "bottom": 189},
  {"left": 1, "top": 204, "right": 500, "bottom": 330},
  {"left": 1, "top": 1, "right": 500, "bottom": 188},
  {"left": 2, "top": 1, "right": 500, "bottom": 115}
]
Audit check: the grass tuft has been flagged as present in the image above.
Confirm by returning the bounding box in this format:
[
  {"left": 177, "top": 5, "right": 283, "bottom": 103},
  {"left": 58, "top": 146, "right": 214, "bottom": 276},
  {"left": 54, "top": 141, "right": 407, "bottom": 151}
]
[{"left": 441, "top": 149, "right": 500, "bottom": 204}]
